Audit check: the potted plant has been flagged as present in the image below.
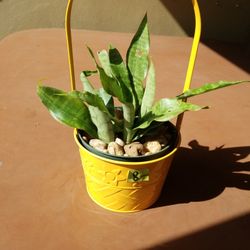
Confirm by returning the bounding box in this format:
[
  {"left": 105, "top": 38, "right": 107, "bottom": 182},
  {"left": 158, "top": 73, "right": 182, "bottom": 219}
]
[{"left": 37, "top": 14, "right": 248, "bottom": 213}]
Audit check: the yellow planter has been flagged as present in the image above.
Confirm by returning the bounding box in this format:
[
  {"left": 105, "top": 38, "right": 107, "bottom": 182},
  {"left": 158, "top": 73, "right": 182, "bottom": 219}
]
[{"left": 74, "top": 129, "right": 180, "bottom": 213}]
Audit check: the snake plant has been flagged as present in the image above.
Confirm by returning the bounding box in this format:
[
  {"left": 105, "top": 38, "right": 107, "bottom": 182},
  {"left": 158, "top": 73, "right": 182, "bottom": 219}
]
[{"left": 37, "top": 14, "right": 248, "bottom": 144}]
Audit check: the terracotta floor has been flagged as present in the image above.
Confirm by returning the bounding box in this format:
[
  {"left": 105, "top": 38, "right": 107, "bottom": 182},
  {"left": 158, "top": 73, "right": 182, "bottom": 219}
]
[{"left": 0, "top": 29, "right": 249, "bottom": 250}]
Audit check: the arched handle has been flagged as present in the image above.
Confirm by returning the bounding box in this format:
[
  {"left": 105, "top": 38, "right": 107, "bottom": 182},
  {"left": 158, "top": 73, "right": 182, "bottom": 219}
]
[
  {"left": 65, "top": 0, "right": 76, "bottom": 91},
  {"left": 176, "top": 0, "right": 201, "bottom": 131},
  {"left": 65, "top": 0, "right": 201, "bottom": 130}
]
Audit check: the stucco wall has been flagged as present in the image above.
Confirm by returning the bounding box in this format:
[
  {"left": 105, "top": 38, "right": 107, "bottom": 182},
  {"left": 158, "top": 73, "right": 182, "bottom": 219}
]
[{"left": 0, "top": 0, "right": 249, "bottom": 43}]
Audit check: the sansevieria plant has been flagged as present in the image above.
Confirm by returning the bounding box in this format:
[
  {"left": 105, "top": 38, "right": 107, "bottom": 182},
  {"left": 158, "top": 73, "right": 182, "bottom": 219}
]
[{"left": 37, "top": 14, "right": 248, "bottom": 153}]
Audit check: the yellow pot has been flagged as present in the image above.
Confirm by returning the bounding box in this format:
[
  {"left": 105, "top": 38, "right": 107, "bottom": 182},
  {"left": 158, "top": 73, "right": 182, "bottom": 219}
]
[{"left": 74, "top": 129, "right": 180, "bottom": 213}]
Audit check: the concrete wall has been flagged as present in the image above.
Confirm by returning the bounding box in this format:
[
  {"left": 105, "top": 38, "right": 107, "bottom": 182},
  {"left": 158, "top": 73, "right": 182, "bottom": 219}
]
[{"left": 0, "top": 0, "right": 249, "bottom": 43}]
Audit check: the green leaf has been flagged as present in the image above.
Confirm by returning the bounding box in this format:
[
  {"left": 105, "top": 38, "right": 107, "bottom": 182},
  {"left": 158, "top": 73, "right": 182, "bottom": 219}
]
[
  {"left": 109, "top": 46, "right": 131, "bottom": 89},
  {"left": 133, "top": 111, "right": 159, "bottom": 130},
  {"left": 87, "top": 46, "right": 132, "bottom": 104},
  {"left": 98, "top": 47, "right": 133, "bottom": 104},
  {"left": 98, "top": 66, "right": 122, "bottom": 98},
  {"left": 153, "top": 98, "right": 207, "bottom": 122},
  {"left": 126, "top": 13, "right": 150, "bottom": 105},
  {"left": 122, "top": 103, "right": 135, "bottom": 143},
  {"left": 80, "top": 69, "right": 115, "bottom": 115},
  {"left": 141, "top": 59, "right": 156, "bottom": 117},
  {"left": 37, "top": 85, "right": 97, "bottom": 138},
  {"left": 78, "top": 91, "right": 112, "bottom": 117},
  {"left": 80, "top": 71, "right": 96, "bottom": 93},
  {"left": 106, "top": 46, "right": 136, "bottom": 143},
  {"left": 88, "top": 105, "right": 114, "bottom": 143},
  {"left": 87, "top": 47, "right": 121, "bottom": 98},
  {"left": 98, "top": 65, "right": 132, "bottom": 103},
  {"left": 68, "top": 90, "right": 114, "bottom": 143},
  {"left": 81, "top": 70, "right": 98, "bottom": 77},
  {"left": 97, "top": 50, "right": 113, "bottom": 77},
  {"left": 109, "top": 46, "right": 137, "bottom": 110},
  {"left": 177, "top": 80, "right": 249, "bottom": 99},
  {"left": 98, "top": 88, "right": 115, "bottom": 116},
  {"left": 133, "top": 121, "right": 163, "bottom": 141},
  {"left": 134, "top": 98, "right": 206, "bottom": 131},
  {"left": 87, "top": 46, "right": 96, "bottom": 60}
]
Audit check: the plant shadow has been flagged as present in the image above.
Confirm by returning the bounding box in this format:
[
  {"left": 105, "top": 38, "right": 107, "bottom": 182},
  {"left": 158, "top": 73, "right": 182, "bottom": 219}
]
[{"left": 153, "top": 140, "right": 250, "bottom": 207}]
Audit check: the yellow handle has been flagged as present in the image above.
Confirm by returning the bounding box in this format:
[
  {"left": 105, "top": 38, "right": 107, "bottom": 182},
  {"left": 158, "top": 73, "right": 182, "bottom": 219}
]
[
  {"left": 65, "top": 0, "right": 201, "bottom": 127},
  {"left": 65, "top": 0, "right": 76, "bottom": 91},
  {"left": 183, "top": 0, "right": 201, "bottom": 93},
  {"left": 176, "top": 0, "right": 201, "bottom": 131}
]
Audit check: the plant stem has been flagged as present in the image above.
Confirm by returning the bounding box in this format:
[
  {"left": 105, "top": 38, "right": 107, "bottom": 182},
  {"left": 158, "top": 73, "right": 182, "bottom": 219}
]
[{"left": 122, "top": 103, "right": 135, "bottom": 143}]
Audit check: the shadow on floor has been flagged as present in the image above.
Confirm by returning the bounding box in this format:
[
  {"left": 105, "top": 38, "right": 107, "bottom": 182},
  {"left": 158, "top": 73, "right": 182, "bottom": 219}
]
[
  {"left": 160, "top": 0, "right": 250, "bottom": 73},
  {"left": 153, "top": 140, "right": 250, "bottom": 207},
  {"left": 202, "top": 40, "right": 250, "bottom": 74},
  {"left": 142, "top": 212, "right": 250, "bottom": 250}
]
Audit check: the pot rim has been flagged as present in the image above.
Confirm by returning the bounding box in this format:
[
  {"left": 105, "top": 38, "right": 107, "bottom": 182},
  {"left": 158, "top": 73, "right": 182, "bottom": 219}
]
[{"left": 74, "top": 122, "right": 181, "bottom": 165}]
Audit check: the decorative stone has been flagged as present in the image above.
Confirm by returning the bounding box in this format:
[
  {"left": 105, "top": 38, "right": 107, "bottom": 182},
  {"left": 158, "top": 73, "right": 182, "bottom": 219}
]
[
  {"left": 108, "top": 142, "right": 124, "bottom": 156},
  {"left": 143, "top": 141, "right": 161, "bottom": 154},
  {"left": 115, "top": 138, "right": 125, "bottom": 147},
  {"left": 89, "top": 139, "right": 107, "bottom": 152},
  {"left": 124, "top": 142, "right": 144, "bottom": 157}
]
